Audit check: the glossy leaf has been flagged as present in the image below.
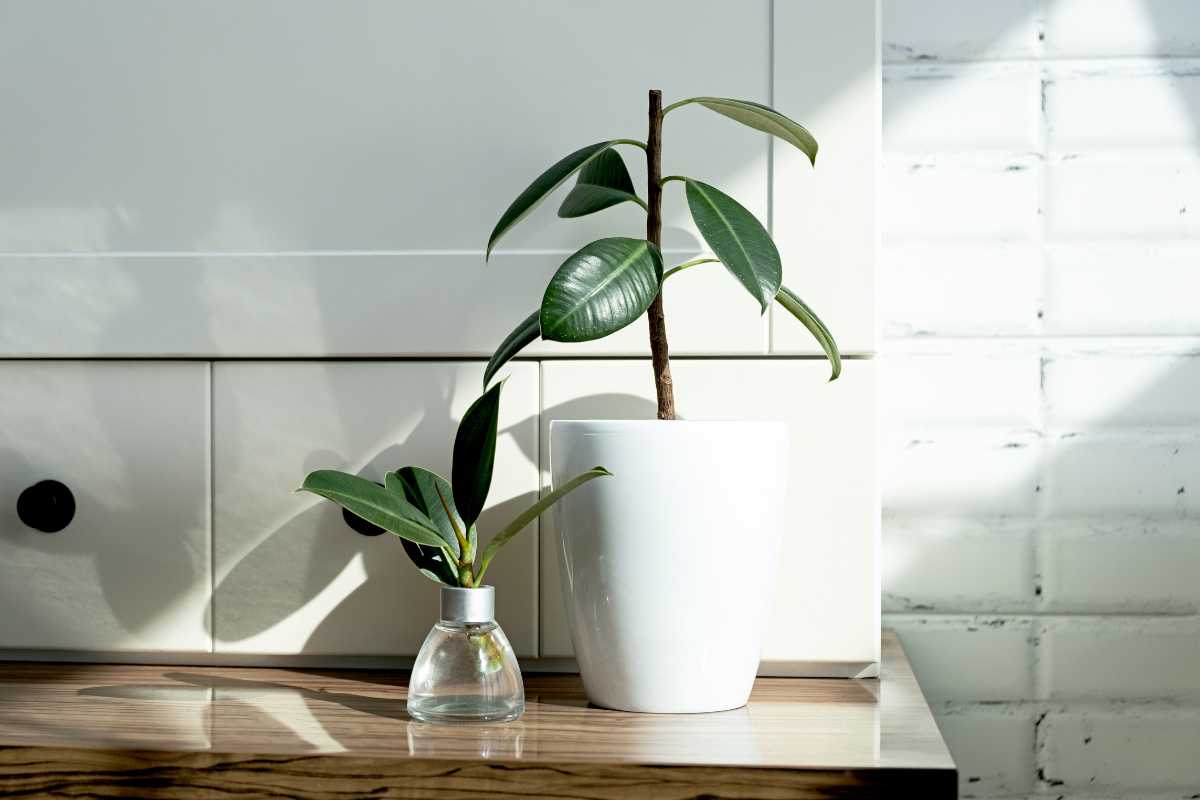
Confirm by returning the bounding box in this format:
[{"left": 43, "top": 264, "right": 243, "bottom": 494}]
[
  {"left": 298, "top": 470, "right": 446, "bottom": 549},
  {"left": 400, "top": 539, "right": 459, "bottom": 586},
  {"left": 670, "top": 97, "right": 817, "bottom": 166},
  {"left": 776, "top": 285, "right": 842, "bottom": 381},
  {"left": 475, "top": 467, "right": 612, "bottom": 583},
  {"left": 684, "top": 178, "right": 781, "bottom": 312},
  {"left": 386, "top": 467, "right": 464, "bottom": 555},
  {"left": 486, "top": 141, "right": 616, "bottom": 258},
  {"left": 540, "top": 238, "right": 663, "bottom": 343},
  {"left": 558, "top": 149, "right": 640, "bottom": 218},
  {"left": 452, "top": 381, "right": 503, "bottom": 528},
  {"left": 483, "top": 310, "right": 539, "bottom": 389}
]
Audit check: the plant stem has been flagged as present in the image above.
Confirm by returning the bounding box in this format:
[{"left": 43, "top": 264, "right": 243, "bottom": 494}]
[{"left": 645, "top": 89, "right": 676, "bottom": 421}]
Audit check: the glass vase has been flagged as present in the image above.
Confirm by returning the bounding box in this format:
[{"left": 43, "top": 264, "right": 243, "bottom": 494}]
[{"left": 407, "top": 585, "right": 524, "bottom": 724}]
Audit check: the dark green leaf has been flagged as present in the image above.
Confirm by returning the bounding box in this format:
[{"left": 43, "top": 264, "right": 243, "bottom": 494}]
[
  {"left": 540, "top": 238, "right": 663, "bottom": 342},
  {"left": 484, "top": 310, "right": 539, "bottom": 389},
  {"left": 486, "top": 141, "right": 616, "bottom": 258},
  {"left": 476, "top": 467, "right": 611, "bottom": 583},
  {"left": 400, "top": 539, "right": 459, "bottom": 585},
  {"left": 670, "top": 97, "right": 817, "bottom": 166},
  {"left": 776, "top": 285, "right": 841, "bottom": 381},
  {"left": 387, "top": 467, "right": 477, "bottom": 578},
  {"left": 386, "top": 467, "right": 463, "bottom": 555},
  {"left": 684, "top": 179, "right": 781, "bottom": 312},
  {"left": 298, "top": 470, "right": 446, "bottom": 549},
  {"left": 558, "top": 149, "right": 640, "bottom": 218},
  {"left": 452, "top": 381, "right": 503, "bottom": 528}
]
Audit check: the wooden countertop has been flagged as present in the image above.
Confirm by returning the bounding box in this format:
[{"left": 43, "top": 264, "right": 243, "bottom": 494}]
[{"left": 0, "top": 629, "right": 954, "bottom": 798}]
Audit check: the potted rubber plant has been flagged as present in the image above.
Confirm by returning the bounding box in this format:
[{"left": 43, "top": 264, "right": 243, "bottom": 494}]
[
  {"left": 483, "top": 90, "right": 840, "bottom": 713},
  {"left": 298, "top": 381, "right": 609, "bottom": 723}
]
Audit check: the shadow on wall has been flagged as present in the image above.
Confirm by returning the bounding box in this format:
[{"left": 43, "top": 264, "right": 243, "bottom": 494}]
[{"left": 210, "top": 389, "right": 656, "bottom": 655}]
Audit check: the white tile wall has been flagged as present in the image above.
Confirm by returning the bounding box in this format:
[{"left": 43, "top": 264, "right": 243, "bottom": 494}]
[
  {"left": 884, "top": 1, "right": 1200, "bottom": 797},
  {"left": 1040, "top": 710, "right": 1200, "bottom": 793}
]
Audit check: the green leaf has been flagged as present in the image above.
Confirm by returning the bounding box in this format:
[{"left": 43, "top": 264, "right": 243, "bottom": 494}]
[
  {"left": 683, "top": 178, "right": 781, "bottom": 312},
  {"left": 558, "top": 149, "right": 641, "bottom": 218},
  {"left": 486, "top": 140, "right": 616, "bottom": 258},
  {"left": 386, "top": 467, "right": 463, "bottom": 555},
  {"left": 776, "top": 285, "right": 842, "bottom": 381},
  {"left": 540, "top": 237, "right": 664, "bottom": 343},
  {"left": 400, "top": 540, "right": 459, "bottom": 586},
  {"left": 484, "top": 310, "right": 539, "bottom": 389},
  {"left": 452, "top": 381, "right": 503, "bottom": 529},
  {"left": 475, "top": 467, "right": 612, "bottom": 583},
  {"left": 669, "top": 97, "right": 817, "bottom": 166},
  {"left": 298, "top": 470, "right": 447, "bottom": 549}
]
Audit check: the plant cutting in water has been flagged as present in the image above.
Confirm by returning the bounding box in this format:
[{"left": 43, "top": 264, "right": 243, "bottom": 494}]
[
  {"left": 483, "top": 90, "right": 841, "bottom": 418},
  {"left": 297, "top": 380, "right": 609, "bottom": 588}
]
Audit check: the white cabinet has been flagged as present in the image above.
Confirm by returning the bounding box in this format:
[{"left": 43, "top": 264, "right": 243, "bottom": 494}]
[
  {"left": 0, "top": 362, "right": 210, "bottom": 652},
  {"left": 0, "top": 1, "right": 876, "bottom": 359},
  {"left": 539, "top": 359, "right": 879, "bottom": 674},
  {"left": 772, "top": 0, "right": 880, "bottom": 356},
  {"left": 211, "top": 361, "right": 540, "bottom": 657}
]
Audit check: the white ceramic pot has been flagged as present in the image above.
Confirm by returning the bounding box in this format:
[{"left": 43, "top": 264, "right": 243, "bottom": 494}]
[{"left": 549, "top": 419, "right": 789, "bottom": 713}]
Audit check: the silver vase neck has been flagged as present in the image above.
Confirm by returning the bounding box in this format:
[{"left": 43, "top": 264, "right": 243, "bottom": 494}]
[{"left": 440, "top": 585, "right": 495, "bottom": 624}]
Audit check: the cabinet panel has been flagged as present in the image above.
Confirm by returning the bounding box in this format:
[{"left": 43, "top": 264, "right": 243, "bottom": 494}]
[
  {"left": 0, "top": 0, "right": 766, "bottom": 253},
  {"left": 771, "top": 0, "right": 879, "bottom": 355},
  {"left": 212, "top": 362, "right": 539, "bottom": 656},
  {"left": 0, "top": 253, "right": 764, "bottom": 357},
  {"left": 539, "top": 359, "right": 879, "bottom": 673},
  {"left": 0, "top": 362, "right": 210, "bottom": 651}
]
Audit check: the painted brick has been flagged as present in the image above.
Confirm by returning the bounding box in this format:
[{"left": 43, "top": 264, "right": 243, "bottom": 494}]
[
  {"left": 1044, "top": 348, "right": 1200, "bottom": 430},
  {"left": 884, "top": 431, "right": 1042, "bottom": 516},
  {"left": 884, "top": 65, "right": 1041, "bottom": 154},
  {"left": 1044, "top": 0, "right": 1200, "bottom": 58},
  {"left": 1047, "top": 69, "right": 1200, "bottom": 155},
  {"left": 1040, "top": 710, "right": 1200, "bottom": 792},
  {"left": 882, "top": 341, "right": 1042, "bottom": 429},
  {"left": 888, "top": 617, "right": 1035, "bottom": 702},
  {"left": 882, "top": 0, "right": 1039, "bottom": 63},
  {"left": 1046, "top": 159, "right": 1200, "bottom": 240},
  {"left": 882, "top": 161, "right": 1041, "bottom": 242},
  {"left": 884, "top": 516, "right": 1035, "bottom": 611},
  {"left": 1044, "top": 243, "right": 1200, "bottom": 335},
  {"left": 881, "top": 242, "right": 1041, "bottom": 336},
  {"left": 935, "top": 707, "right": 1036, "bottom": 797},
  {"left": 1042, "top": 522, "right": 1200, "bottom": 613},
  {"left": 1042, "top": 618, "right": 1200, "bottom": 701},
  {"left": 1044, "top": 433, "right": 1200, "bottom": 517}
]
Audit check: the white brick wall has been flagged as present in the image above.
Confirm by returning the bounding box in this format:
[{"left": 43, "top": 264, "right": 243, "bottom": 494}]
[{"left": 883, "top": 1, "right": 1200, "bottom": 797}]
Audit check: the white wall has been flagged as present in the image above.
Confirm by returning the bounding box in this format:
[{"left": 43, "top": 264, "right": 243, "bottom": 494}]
[{"left": 882, "top": 1, "right": 1200, "bottom": 797}]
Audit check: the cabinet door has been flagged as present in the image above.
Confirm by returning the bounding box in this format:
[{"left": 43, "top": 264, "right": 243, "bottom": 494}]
[
  {"left": 539, "top": 359, "right": 879, "bottom": 674},
  {"left": 212, "top": 362, "right": 539, "bottom": 656},
  {"left": 771, "top": 0, "right": 880, "bottom": 356},
  {"left": 0, "top": 362, "right": 211, "bottom": 652}
]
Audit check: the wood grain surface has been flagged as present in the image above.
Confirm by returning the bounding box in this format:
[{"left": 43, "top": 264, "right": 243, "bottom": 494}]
[{"left": 0, "top": 630, "right": 955, "bottom": 798}]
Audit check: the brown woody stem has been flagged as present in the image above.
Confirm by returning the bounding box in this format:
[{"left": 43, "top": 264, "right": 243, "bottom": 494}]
[{"left": 645, "top": 89, "right": 676, "bottom": 420}]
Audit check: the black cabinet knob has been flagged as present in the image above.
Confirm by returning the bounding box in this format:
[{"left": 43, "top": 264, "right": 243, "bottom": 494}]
[
  {"left": 343, "top": 480, "right": 385, "bottom": 536},
  {"left": 17, "top": 480, "right": 76, "bottom": 533}
]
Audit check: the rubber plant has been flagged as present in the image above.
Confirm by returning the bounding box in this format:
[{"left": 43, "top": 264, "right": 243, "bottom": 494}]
[
  {"left": 484, "top": 90, "right": 841, "bottom": 418},
  {"left": 297, "top": 381, "right": 609, "bottom": 587}
]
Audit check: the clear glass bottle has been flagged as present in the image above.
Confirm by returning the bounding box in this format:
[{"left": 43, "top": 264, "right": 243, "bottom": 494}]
[{"left": 407, "top": 586, "right": 524, "bottom": 724}]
